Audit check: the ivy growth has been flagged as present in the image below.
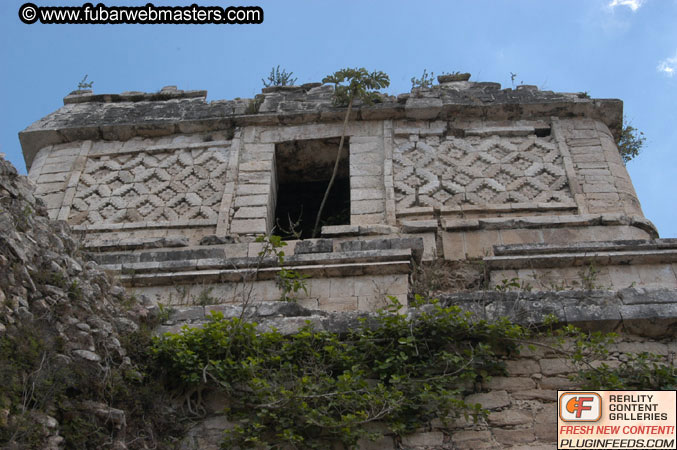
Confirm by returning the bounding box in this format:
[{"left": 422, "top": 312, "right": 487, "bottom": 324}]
[
  {"left": 255, "top": 234, "right": 308, "bottom": 302},
  {"left": 151, "top": 298, "right": 525, "bottom": 449},
  {"left": 549, "top": 323, "right": 677, "bottom": 390}
]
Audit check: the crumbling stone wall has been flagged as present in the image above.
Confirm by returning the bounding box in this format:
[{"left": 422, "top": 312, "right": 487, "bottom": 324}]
[
  {"left": 20, "top": 79, "right": 671, "bottom": 313},
  {"left": 164, "top": 297, "right": 676, "bottom": 450}
]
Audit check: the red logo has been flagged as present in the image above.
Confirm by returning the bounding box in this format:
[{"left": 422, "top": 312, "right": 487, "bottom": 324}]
[
  {"left": 566, "top": 396, "right": 595, "bottom": 418},
  {"left": 559, "top": 392, "right": 602, "bottom": 422}
]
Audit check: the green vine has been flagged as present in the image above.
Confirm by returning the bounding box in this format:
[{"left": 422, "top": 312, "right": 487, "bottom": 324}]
[
  {"left": 151, "top": 298, "right": 526, "bottom": 449},
  {"left": 255, "top": 234, "right": 309, "bottom": 302},
  {"left": 548, "top": 322, "right": 677, "bottom": 390}
]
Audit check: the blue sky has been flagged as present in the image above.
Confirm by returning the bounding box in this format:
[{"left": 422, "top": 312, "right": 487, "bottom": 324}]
[{"left": 1, "top": 0, "right": 675, "bottom": 236}]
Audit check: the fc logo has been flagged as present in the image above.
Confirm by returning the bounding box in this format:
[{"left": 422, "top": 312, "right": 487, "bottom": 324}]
[{"left": 559, "top": 392, "right": 602, "bottom": 422}]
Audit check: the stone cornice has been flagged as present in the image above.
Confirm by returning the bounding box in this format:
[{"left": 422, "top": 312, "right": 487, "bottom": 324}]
[{"left": 19, "top": 80, "right": 623, "bottom": 169}]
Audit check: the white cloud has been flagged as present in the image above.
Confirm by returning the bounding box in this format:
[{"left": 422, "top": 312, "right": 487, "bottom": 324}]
[
  {"left": 657, "top": 52, "right": 677, "bottom": 77},
  {"left": 608, "top": 0, "right": 646, "bottom": 11}
]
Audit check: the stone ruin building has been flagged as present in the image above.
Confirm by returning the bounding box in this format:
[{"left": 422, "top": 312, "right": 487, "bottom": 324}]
[
  {"left": 20, "top": 76, "right": 677, "bottom": 316},
  {"left": 16, "top": 75, "right": 677, "bottom": 448}
]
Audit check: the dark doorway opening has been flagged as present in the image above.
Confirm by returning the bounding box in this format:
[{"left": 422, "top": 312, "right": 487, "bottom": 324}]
[{"left": 274, "top": 137, "right": 350, "bottom": 239}]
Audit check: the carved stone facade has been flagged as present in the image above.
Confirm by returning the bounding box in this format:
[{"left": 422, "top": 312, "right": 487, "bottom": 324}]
[
  {"left": 20, "top": 80, "right": 676, "bottom": 312},
  {"left": 394, "top": 134, "right": 573, "bottom": 210},
  {"left": 70, "top": 145, "right": 230, "bottom": 226}
]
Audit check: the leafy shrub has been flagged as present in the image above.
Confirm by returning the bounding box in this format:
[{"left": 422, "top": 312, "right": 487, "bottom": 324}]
[{"left": 152, "top": 299, "right": 526, "bottom": 448}]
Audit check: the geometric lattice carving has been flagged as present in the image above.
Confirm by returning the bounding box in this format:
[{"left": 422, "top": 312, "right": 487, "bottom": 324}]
[
  {"left": 69, "top": 147, "right": 229, "bottom": 225},
  {"left": 393, "top": 135, "right": 573, "bottom": 209}
]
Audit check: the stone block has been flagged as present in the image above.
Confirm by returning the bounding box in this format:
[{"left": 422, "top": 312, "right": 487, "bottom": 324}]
[
  {"left": 40, "top": 160, "right": 75, "bottom": 174},
  {"left": 238, "top": 171, "right": 271, "bottom": 184},
  {"left": 539, "top": 228, "right": 586, "bottom": 245},
  {"left": 539, "top": 376, "right": 577, "bottom": 390},
  {"left": 351, "top": 200, "right": 385, "bottom": 215},
  {"left": 484, "top": 376, "right": 536, "bottom": 391},
  {"left": 573, "top": 152, "right": 606, "bottom": 163},
  {"left": 35, "top": 181, "right": 66, "bottom": 195},
  {"left": 233, "top": 206, "right": 267, "bottom": 219},
  {"left": 237, "top": 184, "right": 270, "bottom": 195},
  {"left": 350, "top": 164, "right": 382, "bottom": 177},
  {"left": 295, "top": 239, "right": 333, "bottom": 254},
  {"left": 351, "top": 213, "right": 385, "bottom": 225},
  {"left": 488, "top": 409, "right": 532, "bottom": 427},
  {"left": 534, "top": 422, "right": 557, "bottom": 442},
  {"left": 618, "top": 287, "right": 677, "bottom": 305},
  {"left": 564, "top": 304, "right": 622, "bottom": 331},
  {"left": 233, "top": 194, "right": 268, "bottom": 207},
  {"left": 500, "top": 228, "right": 543, "bottom": 246},
  {"left": 464, "top": 230, "right": 500, "bottom": 258},
  {"left": 493, "top": 428, "right": 536, "bottom": 445},
  {"left": 567, "top": 137, "right": 601, "bottom": 147},
  {"left": 401, "top": 431, "right": 444, "bottom": 447},
  {"left": 505, "top": 359, "right": 541, "bottom": 376},
  {"left": 309, "top": 278, "right": 331, "bottom": 299},
  {"left": 223, "top": 243, "right": 248, "bottom": 258},
  {"left": 240, "top": 161, "right": 273, "bottom": 172},
  {"left": 356, "top": 436, "right": 395, "bottom": 450},
  {"left": 230, "top": 218, "right": 267, "bottom": 234},
  {"left": 405, "top": 97, "right": 443, "bottom": 120},
  {"left": 37, "top": 172, "right": 69, "bottom": 184},
  {"left": 38, "top": 192, "right": 65, "bottom": 209},
  {"left": 451, "top": 430, "right": 494, "bottom": 449},
  {"left": 351, "top": 188, "right": 385, "bottom": 201},
  {"left": 636, "top": 264, "right": 677, "bottom": 288},
  {"left": 401, "top": 232, "right": 436, "bottom": 261},
  {"left": 351, "top": 175, "right": 383, "bottom": 189},
  {"left": 534, "top": 404, "right": 557, "bottom": 424},
  {"left": 539, "top": 358, "right": 571, "bottom": 376},
  {"left": 441, "top": 231, "right": 465, "bottom": 260},
  {"left": 582, "top": 183, "right": 616, "bottom": 193},
  {"left": 464, "top": 390, "right": 510, "bottom": 410},
  {"left": 351, "top": 151, "right": 383, "bottom": 165},
  {"left": 318, "top": 296, "right": 357, "bottom": 312},
  {"left": 330, "top": 278, "right": 355, "bottom": 298},
  {"left": 442, "top": 218, "right": 480, "bottom": 231},
  {"left": 615, "top": 341, "right": 669, "bottom": 355},
  {"left": 512, "top": 389, "right": 557, "bottom": 401},
  {"left": 400, "top": 219, "right": 437, "bottom": 233}
]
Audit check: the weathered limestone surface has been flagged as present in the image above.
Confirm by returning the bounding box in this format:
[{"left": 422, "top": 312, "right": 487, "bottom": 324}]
[{"left": 19, "top": 78, "right": 665, "bottom": 316}]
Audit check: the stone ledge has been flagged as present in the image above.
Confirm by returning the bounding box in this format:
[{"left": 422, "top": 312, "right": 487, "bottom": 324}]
[
  {"left": 21, "top": 82, "right": 623, "bottom": 169},
  {"left": 73, "top": 219, "right": 217, "bottom": 231},
  {"left": 442, "top": 214, "right": 657, "bottom": 237},
  {"left": 122, "top": 260, "right": 411, "bottom": 286},
  {"left": 485, "top": 248, "right": 677, "bottom": 270},
  {"left": 103, "top": 248, "right": 414, "bottom": 275},
  {"left": 63, "top": 86, "right": 208, "bottom": 104},
  {"left": 321, "top": 224, "right": 399, "bottom": 237},
  {"left": 494, "top": 238, "right": 677, "bottom": 256},
  {"left": 155, "top": 288, "right": 677, "bottom": 338},
  {"left": 437, "top": 288, "right": 677, "bottom": 337},
  {"left": 439, "top": 201, "right": 577, "bottom": 216},
  {"left": 85, "top": 237, "right": 190, "bottom": 252}
]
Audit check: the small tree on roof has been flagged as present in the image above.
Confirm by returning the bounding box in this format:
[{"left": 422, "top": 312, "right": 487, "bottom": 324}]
[{"left": 312, "top": 68, "right": 390, "bottom": 238}]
